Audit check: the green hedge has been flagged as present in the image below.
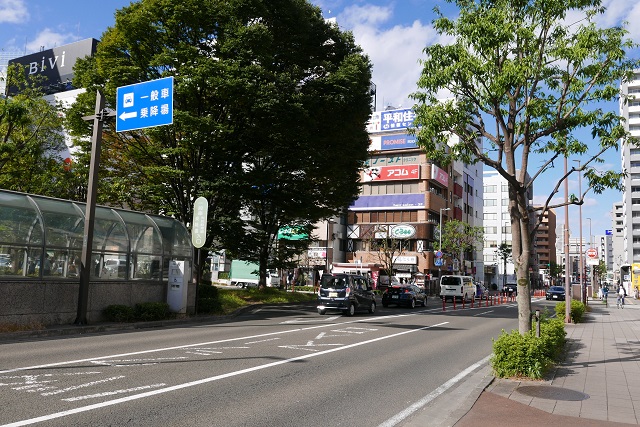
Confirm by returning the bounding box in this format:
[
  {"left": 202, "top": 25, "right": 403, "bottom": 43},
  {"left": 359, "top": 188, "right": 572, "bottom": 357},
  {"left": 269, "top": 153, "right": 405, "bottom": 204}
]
[
  {"left": 555, "top": 300, "right": 586, "bottom": 323},
  {"left": 491, "top": 317, "right": 566, "bottom": 379},
  {"left": 103, "top": 302, "right": 170, "bottom": 322}
]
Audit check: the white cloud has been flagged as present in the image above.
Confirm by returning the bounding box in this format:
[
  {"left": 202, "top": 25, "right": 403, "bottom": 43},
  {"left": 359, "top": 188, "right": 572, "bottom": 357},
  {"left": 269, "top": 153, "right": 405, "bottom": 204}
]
[
  {"left": 0, "top": 0, "right": 28, "bottom": 23},
  {"left": 25, "top": 28, "right": 79, "bottom": 52},
  {"left": 337, "top": 5, "right": 439, "bottom": 110}
]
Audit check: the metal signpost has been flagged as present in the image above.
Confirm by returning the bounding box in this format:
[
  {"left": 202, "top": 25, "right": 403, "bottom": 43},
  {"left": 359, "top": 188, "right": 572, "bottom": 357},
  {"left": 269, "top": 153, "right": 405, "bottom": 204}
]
[{"left": 75, "top": 77, "right": 174, "bottom": 325}]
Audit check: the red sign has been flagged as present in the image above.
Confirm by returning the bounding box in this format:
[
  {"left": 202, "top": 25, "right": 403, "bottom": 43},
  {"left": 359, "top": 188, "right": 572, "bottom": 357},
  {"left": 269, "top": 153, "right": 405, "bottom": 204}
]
[
  {"left": 586, "top": 248, "right": 598, "bottom": 259},
  {"left": 363, "top": 164, "right": 419, "bottom": 182}
]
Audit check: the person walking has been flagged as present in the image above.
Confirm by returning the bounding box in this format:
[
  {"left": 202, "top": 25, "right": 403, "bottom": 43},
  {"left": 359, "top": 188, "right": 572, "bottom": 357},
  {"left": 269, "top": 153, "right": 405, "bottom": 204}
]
[{"left": 617, "top": 285, "right": 626, "bottom": 309}]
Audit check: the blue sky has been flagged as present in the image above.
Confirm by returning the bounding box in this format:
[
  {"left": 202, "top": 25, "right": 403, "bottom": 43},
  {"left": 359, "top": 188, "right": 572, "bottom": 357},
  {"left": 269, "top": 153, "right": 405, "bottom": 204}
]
[{"left": 1, "top": 0, "right": 639, "bottom": 239}]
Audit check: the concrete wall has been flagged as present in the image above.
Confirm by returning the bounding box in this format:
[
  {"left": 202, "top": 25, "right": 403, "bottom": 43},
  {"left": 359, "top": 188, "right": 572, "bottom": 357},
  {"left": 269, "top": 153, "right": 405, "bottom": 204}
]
[{"left": 0, "top": 280, "right": 196, "bottom": 326}]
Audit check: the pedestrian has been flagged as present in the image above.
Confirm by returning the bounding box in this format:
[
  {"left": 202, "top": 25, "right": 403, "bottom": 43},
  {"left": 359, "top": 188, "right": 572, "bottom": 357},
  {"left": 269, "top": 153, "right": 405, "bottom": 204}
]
[
  {"left": 598, "top": 287, "right": 603, "bottom": 300},
  {"left": 635, "top": 287, "right": 639, "bottom": 300},
  {"left": 617, "top": 285, "right": 626, "bottom": 309}
]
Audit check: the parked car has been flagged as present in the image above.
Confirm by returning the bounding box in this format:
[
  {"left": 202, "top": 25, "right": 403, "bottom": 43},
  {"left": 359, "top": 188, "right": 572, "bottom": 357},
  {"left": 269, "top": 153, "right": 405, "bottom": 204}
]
[
  {"left": 440, "top": 275, "right": 475, "bottom": 302},
  {"left": 504, "top": 282, "right": 517, "bottom": 296},
  {"left": 382, "top": 284, "right": 427, "bottom": 308},
  {"left": 546, "top": 286, "right": 566, "bottom": 301},
  {"left": 317, "top": 273, "right": 376, "bottom": 316}
]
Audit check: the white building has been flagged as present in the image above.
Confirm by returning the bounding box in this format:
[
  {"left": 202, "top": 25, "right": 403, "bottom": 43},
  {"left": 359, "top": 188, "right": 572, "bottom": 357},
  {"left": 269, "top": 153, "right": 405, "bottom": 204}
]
[
  {"left": 619, "top": 71, "right": 640, "bottom": 265},
  {"left": 482, "top": 170, "right": 534, "bottom": 289}
]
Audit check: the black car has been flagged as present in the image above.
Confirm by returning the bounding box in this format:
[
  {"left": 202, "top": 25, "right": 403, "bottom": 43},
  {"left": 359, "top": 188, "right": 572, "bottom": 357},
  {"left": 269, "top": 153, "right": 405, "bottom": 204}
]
[
  {"left": 382, "top": 284, "right": 427, "bottom": 308},
  {"left": 317, "top": 273, "right": 376, "bottom": 316},
  {"left": 504, "top": 282, "right": 517, "bottom": 296},
  {"left": 546, "top": 286, "right": 566, "bottom": 301}
]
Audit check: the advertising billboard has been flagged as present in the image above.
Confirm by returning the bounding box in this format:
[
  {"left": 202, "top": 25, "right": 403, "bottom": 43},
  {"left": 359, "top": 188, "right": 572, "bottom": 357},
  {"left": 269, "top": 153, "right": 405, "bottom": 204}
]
[
  {"left": 363, "top": 164, "right": 419, "bottom": 182},
  {"left": 380, "top": 133, "right": 418, "bottom": 150},
  {"left": 7, "top": 38, "right": 98, "bottom": 95}
]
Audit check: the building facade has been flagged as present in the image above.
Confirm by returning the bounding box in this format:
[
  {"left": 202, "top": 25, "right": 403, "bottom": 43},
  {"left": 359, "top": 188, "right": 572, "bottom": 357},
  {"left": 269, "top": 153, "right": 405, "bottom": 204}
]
[
  {"left": 619, "top": 70, "right": 640, "bottom": 265},
  {"left": 340, "top": 108, "right": 484, "bottom": 289}
]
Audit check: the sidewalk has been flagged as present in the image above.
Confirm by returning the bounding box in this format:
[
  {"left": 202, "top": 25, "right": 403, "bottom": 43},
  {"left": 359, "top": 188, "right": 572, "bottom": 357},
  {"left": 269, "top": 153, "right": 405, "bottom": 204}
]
[{"left": 406, "top": 297, "right": 640, "bottom": 426}]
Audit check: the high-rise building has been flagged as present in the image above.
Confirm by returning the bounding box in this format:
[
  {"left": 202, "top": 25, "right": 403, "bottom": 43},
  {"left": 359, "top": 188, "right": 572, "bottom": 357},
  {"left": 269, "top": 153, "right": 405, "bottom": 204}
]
[{"left": 619, "top": 71, "right": 640, "bottom": 265}]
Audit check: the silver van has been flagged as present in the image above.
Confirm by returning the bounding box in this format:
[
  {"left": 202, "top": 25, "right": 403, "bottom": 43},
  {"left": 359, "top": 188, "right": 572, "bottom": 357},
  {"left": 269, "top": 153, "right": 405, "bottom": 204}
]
[{"left": 440, "top": 275, "right": 475, "bottom": 302}]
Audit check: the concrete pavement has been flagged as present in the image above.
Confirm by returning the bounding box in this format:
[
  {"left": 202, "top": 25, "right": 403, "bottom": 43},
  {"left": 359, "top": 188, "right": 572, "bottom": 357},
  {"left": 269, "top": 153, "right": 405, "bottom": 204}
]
[{"left": 401, "top": 296, "right": 640, "bottom": 426}]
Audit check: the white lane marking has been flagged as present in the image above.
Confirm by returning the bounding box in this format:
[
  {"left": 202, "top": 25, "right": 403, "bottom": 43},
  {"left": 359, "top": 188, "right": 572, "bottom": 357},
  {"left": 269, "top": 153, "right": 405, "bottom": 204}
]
[
  {"left": 2, "top": 322, "right": 449, "bottom": 426},
  {"left": 244, "top": 338, "right": 280, "bottom": 344},
  {"left": 377, "top": 354, "right": 492, "bottom": 427},
  {"left": 473, "top": 310, "right": 494, "bottom": 317},
  {"left": 41, "top": 376, "right": 126, "bottom": 396},
  {"left": 0, "top": 314, "right": 411, "bottom": 375},
  {"left": 61, "top": 384, "right": 166, "bottom": 402},
  {"left": 280, "top": 315, "right": 340, "bottom": 324}
]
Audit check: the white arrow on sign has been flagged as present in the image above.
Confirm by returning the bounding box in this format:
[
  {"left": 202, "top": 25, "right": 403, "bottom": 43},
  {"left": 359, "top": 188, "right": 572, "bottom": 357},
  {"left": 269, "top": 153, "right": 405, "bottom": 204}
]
[{"left": 119, "top": 111, "right": 138, "bottom": 121}]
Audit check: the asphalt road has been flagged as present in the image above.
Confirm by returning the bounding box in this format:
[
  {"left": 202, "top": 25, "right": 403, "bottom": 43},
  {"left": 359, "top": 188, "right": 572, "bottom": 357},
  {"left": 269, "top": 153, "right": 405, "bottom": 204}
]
[{"left": 0, "top": 298, "right": 526, "bottom": 427}]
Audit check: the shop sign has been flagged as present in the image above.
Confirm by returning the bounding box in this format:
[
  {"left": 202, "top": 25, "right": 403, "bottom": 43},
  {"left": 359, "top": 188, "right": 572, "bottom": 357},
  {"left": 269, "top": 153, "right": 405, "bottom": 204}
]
[{"left": 390, "top": 224, "right": 416, "bottom": 239}]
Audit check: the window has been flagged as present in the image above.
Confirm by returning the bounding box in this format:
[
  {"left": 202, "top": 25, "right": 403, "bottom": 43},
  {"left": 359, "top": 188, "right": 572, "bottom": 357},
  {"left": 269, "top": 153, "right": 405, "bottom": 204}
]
[
  {"left": 484, "top": 226, "right": 497, "bottom": 234},
  {"left": 484, "top": 185, "right": 496, "bottom": 193},
  {"left": 484, "top": 199, "right": 497, "bottom": 206},
  {"left": 501, "top": 198, "right": 509, "bottom": 206},
  {"left": 484, "top": 213, "right": 497, "bottom": 220},
  {"left": 485, "top": 240, "right": 497, "bottom": 248}
]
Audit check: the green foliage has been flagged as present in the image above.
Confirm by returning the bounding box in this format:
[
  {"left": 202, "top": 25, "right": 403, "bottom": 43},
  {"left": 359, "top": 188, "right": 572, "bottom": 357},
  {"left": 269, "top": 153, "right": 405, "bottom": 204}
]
[
  {"left": 103, "top": 305, "right": 136, "bottom": 322},
  {"left": 0, "top": 63, "right": 84, "bottom": 199},
  {"left": 66, "top": 0, "right": 373, "bottom": 286},
  {"left": 196, "top": 284, "right": 222, "bottom": 313},
  {"left": 134, "top": 302, "right": 170, "bottom": 322},
  {"left": 555, "top": 300, "right": 587, "bottom": 323},
  {"left": 491, "top": 318, "right": 566, "bottom": 379},
  {"left": 411, "top": 0, "right": 640, "bottom": 335}
]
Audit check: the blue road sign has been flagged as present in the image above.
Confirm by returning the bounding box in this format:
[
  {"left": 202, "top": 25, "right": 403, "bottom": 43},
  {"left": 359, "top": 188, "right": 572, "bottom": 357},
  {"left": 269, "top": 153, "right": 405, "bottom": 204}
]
[
  {"left": 435, "top": 250, "right": 443, "bottom": 258},
  {"left": 434, "top": 258, "right": 443, "bottom": 267},
  {"left": 116, "top": 76, "right": 173, "bottom": 132}
]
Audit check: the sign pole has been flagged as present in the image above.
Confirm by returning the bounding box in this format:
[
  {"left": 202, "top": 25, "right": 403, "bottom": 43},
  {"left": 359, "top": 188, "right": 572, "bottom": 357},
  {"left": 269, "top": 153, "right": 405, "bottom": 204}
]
[{"left": 75, "top": 90, "right": 110, "bottom": 325}]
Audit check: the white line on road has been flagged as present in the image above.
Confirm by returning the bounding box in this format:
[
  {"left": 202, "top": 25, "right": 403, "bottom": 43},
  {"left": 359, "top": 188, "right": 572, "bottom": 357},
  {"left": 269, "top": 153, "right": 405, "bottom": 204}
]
[
  {"left": 377, "top": 354, "right": 492, "bottom": 427},
  {"left": 1, "top": 321, "right": 449, "bottom": 427}
]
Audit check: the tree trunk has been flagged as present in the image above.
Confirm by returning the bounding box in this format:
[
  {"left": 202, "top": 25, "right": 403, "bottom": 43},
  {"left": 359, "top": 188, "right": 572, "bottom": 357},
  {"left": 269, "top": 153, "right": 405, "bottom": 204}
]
[{"left": 513, "top": 194, "right": 532, "bottom": 335}]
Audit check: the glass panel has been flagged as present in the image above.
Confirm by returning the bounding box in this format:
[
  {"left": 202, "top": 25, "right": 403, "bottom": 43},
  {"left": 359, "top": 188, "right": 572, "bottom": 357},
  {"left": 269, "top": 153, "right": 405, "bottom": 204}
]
[
  {"left": 36, "top": 198, "right": 84, "bottom": 249},
  {"left": 131, "top": 254, "right": 162, "bottom": 280},
  {"left": 92, "top": 207, "right": 129, "bottom": 253},
  {"left": 96, "top": 253, "right": 128, "bottom": 280},
  {"left": 0, "top": 193, "right": 44, "bottom": 245},
  {"left": 153, "top": 216, "right": 191, "bottom": 257},
  {"left": 118, "top": 211, "right": 162, "bottom": 254},
  {"left": 0, "top": 246, "right": 28, "bottom": 276}
]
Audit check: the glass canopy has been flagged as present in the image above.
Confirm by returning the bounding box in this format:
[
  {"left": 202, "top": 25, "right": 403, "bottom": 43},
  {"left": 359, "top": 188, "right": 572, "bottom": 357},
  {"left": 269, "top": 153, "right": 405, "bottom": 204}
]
[{"left": 0, "top": 190, "right": 192, "bottom": 281}]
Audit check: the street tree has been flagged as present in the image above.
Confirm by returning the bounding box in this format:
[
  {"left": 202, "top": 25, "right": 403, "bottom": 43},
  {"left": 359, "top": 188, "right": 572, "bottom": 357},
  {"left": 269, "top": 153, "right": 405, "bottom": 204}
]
[
  {"left": 66, "top": 0, "right": 372, "bottom": 287},
  {"left": 411, "top": 0, "right": 640, "bottom": 333},
  {"left": 363, "top": 225, "right": 409, "bottom": 283},
  {"left": 441, "top": 219, "right": 484, "bottom": 275},
  {"left": 0, "top": 64, "right": 78, "bottom": 198}
]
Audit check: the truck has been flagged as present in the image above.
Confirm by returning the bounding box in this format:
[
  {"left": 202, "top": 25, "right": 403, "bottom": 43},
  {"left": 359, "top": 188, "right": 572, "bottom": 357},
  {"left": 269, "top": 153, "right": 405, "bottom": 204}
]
[{"left": 229, "top": 260, "right": 278, "bottom": 288}]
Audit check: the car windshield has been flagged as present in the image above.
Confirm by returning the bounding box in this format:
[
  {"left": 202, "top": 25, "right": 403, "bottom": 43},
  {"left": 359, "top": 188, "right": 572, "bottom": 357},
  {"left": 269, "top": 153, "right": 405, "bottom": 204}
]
[
  {"left": 321, "top": 276, "right": 347, "bottom": 289},
  {"left": 550, "top": 286, "right": 564, "bottom": 292},
  {"left": 441, "top": 277, "right": 460, "bottom": 286}
]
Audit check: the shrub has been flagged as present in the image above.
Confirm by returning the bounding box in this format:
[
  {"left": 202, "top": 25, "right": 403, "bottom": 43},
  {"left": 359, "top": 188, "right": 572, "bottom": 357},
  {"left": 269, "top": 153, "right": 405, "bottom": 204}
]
[
  {"left": 103, "top": 305, "right": 135, "bottom": 322},
  {"left": 134, "top": 302, "right": 170, "bottom": 321},
  {"left": 555, "top": 300, "right": 586, "bottom": 323},
  {"left": 491, "top": 317, "right": 566, "bottom": 379},
  {"left": 198, "top": 284, "right": 219, "bottom": 299}
]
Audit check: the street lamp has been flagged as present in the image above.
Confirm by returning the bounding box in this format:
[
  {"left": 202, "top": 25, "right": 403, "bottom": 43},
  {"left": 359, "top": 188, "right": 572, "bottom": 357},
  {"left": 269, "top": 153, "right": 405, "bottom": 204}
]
[
  {"left": 587, "top": 216, "right": 593, "bottom": 302},
  {"left": 439, "top": 208, "right": 451, "bottom": 278},
  {"left": 573, "top": 159, "right": 584, "bottom": 304}
]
